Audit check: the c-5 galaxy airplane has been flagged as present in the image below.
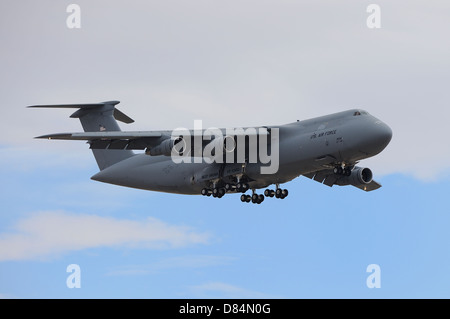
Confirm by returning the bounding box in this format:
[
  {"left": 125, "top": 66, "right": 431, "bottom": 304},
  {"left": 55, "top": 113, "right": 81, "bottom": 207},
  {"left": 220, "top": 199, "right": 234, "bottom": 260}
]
[{"left": 29, "top": 101, "right": 392, "bottom": 204}]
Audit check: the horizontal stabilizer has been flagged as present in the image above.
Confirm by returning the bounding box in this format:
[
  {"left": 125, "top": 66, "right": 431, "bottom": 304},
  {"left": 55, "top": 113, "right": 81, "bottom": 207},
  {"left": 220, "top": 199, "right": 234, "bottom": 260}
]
[{"left": 28, "top": 100, "right": 134, "bottom": 124}]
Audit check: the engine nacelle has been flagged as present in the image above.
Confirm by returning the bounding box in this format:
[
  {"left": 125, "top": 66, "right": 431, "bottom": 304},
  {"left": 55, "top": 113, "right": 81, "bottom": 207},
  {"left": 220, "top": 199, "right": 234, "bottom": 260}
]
[
  {"left": 336, "top": 167, "right": 373, "bottom": 186},
  {"left": 204, "top": 135, "right": 236, "bottom": 157},
  {"left": 147, "top": 137, "right": 186, "bottom": 156}
]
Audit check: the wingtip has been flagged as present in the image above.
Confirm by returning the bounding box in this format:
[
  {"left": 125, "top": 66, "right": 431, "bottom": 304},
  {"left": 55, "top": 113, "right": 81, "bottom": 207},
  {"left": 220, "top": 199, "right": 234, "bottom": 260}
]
[
  {"left": 34, "top": 134, "right": 52, "bottom": 139},
  {"left": 102, "top": 100, "right": 120, "bottom": 106}
]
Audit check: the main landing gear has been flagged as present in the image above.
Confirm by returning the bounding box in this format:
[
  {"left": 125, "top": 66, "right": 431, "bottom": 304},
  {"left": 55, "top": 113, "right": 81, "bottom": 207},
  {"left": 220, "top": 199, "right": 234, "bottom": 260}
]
[
  {"left": 201, "top": 182, "right": 289, "bottom": 204},
  {"left": 201, "top": 182, "right": 250, "bottom": 199},
  {"left": 201, "top": 186, "right": 226, "bottom": 198},
  {"left": 240, "top": 191, "right": 265, "bottom": 204},
  {"left": 240, "top": 184, "right": 289, "bottom": 204},
  {"left": 264, "top": 187, "right": 288, "bottom": 199}
]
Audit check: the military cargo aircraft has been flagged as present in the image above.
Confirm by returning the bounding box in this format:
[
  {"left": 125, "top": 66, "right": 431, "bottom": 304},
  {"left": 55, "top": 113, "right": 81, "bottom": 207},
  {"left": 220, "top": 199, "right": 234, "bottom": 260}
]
[{"left": 29, "top": 101, "right": 392, "bottom": 204}]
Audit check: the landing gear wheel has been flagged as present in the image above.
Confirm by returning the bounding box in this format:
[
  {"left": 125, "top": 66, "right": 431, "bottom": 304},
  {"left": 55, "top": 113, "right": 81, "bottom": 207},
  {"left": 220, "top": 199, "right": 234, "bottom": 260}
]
[
  {"left": 250, "top": 193, "right": 264, "bottom": 204},
  {"left": 275, "top": 188, "right": 282, "bottom": 198},
  {"left": 258, "top": 194, "right": 264, "bottom": 204},
  {"left": 240, "top": 194, "right": 247, "bottom": 202},
  {"left": 225, "top": 183, "right": 233, "bottom": 192},
  {"left": 264, "top": 189, "right": 275, "bottom": 197},
  {"left": 201, "top": 188, "right": 209, "bottom": 196},
  {"left": 334, "top": 167, "right": 343, "bottom": 175},
  {"left": 282, "top": 189, "right": 288, "bottom": 197},
  {"left": 213, "top": 187, "right": 225, "bottom": 198}
]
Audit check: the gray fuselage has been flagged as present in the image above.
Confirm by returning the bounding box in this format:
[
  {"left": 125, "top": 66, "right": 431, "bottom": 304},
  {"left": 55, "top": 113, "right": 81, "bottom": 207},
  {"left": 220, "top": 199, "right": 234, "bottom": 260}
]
[{"left": 91, "top": 109, "right": 392, "bottom": 195}]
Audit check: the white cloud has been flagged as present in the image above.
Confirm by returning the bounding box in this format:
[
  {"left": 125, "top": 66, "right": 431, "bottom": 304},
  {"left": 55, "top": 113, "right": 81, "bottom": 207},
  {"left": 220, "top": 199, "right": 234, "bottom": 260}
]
[{"left": 0, "top": 211, "right": 210, "bottom": 262}]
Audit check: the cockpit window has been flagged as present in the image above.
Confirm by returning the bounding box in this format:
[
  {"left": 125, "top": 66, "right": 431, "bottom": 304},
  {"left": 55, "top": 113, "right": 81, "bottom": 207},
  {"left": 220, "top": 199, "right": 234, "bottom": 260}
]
[{"left": 353, "top": 110, "right": 368, "bottom": 116}]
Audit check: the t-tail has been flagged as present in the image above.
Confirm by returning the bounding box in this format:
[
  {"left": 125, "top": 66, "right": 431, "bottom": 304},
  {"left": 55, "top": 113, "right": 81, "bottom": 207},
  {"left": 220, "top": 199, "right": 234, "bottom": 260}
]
[{"left": 28, "top": 101, "right": 135, "bottom": 170}]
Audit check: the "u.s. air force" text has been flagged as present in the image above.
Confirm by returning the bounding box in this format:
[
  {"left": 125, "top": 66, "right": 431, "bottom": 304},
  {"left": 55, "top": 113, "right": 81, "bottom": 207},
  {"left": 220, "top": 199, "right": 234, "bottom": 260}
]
[{"left": 310, "top": 129, "right": 337, "bottom": 139}]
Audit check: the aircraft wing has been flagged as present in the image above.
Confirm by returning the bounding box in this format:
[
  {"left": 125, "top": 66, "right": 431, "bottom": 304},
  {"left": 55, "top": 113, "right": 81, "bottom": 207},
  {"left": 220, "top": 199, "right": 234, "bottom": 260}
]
[
  {"left": 36, "top": 131, "right": 163, "bottom": 140},
  {"left": 35, "top": 127, "right": 270, "bottom": 152},
  {"left": 303, "top": 169, "right": 382, "bottom": 192},
  {"left": 350, "top": 179, "right": 381, "bottom": 191},
  {"left": 35, "top": 131, "right": 165, "bottom": 150}
]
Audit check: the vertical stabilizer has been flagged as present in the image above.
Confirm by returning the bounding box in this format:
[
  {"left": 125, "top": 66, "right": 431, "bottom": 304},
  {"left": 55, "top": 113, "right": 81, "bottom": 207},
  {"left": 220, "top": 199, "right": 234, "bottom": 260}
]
[{"left": 28, "top": 101, "right": 135, "bottom": 170}]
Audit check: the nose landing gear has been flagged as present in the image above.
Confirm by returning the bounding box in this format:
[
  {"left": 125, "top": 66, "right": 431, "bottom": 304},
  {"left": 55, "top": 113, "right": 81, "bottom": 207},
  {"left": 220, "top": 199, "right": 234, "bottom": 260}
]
[{"left": 333, "top": 165, "right": 352, "bottom": 176}]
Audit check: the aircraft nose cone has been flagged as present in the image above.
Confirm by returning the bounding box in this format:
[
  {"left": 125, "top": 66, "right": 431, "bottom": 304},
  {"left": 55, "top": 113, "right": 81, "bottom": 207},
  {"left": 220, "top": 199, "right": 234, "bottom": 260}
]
[
  {"left": 378, "top": 121, "right": 393, "bottom": 148},
  {"left": 357, "top": 119, "right": 392, "bottom": 156}
]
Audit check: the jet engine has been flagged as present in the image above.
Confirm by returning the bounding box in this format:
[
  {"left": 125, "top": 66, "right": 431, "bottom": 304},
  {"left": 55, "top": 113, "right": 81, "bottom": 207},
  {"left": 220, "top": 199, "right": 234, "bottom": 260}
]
[
  {"left": 204, "top": 135, "right": 236, "bottom": 156},
  {"left": 336, "top": 167, "right": 373, "bottom": 187},
  {"left": 147, "top": 137, "right": 186, "bottom": 156}
]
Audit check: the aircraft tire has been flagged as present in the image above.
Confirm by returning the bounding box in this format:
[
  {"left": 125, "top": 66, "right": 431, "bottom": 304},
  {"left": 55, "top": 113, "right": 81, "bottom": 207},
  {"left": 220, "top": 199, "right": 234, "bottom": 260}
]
[
  {"left": 258, "top": 195, "right": 264, "bottom": 203},
  {"left": 275, "top": 188, "right": 282, "bottom": 198}
]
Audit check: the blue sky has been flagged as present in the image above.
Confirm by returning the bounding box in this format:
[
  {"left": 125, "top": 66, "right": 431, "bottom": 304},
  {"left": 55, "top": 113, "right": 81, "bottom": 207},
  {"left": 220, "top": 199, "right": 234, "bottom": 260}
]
[
  {"left": 1, "top": 1, "right": 450, "bottom": 298},
  {"left": 1, "top": 150, "right": 449, "bottom": 298}
]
